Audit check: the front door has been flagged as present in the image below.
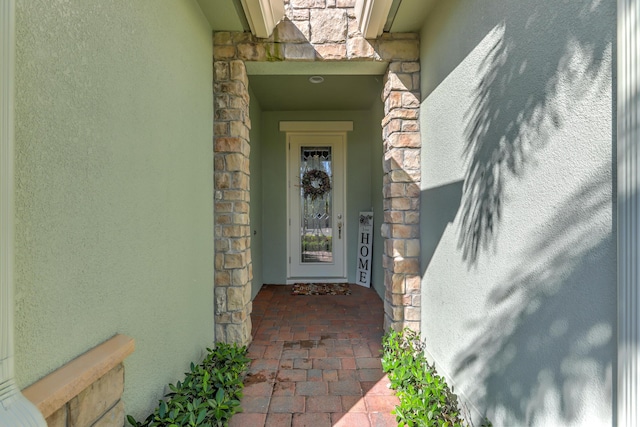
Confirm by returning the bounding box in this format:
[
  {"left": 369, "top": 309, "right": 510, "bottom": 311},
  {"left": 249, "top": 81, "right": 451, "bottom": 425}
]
[{"left": 287, "top": 132, "right": 346, "bottom": 282}]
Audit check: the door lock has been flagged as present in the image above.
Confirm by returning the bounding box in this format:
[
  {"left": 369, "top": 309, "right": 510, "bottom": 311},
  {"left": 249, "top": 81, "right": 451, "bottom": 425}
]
[{"left": 338, "top": 221, "right": 342, "bottom": 239}]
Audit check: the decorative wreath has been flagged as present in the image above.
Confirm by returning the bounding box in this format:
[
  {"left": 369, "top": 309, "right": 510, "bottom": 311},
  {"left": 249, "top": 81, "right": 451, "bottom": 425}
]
[{"left": 302, "top": 169, "right": 331, "bottom": 201}]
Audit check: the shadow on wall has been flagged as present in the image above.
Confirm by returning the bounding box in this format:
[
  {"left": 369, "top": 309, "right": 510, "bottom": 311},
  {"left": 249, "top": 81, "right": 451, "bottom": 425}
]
[
  {"left": 432, "top": 0, "right": 616, "bottom": 423},
  {"left": 458, "top": 0, "right": 612, "bottom": 264},
  {"left": 453, "top": 169, "right": 615, "bottom": 424}
]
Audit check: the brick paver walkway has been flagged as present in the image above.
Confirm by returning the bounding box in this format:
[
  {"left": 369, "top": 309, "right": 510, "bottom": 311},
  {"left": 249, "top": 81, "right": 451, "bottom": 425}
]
[{"left": 230, "top": 284, "right": 399, "bottom": 427}]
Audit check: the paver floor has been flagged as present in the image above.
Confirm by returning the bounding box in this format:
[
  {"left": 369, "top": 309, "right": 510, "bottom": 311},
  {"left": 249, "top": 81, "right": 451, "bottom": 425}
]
[{"left": 231, "top": 284, "right": 399, "bottom": 427}]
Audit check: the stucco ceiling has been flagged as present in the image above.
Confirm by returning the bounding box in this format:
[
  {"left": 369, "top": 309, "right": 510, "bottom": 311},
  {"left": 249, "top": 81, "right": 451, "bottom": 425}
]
[
  {"left": 249, "top": 74, "right": 383, "bottom": 111},
  {"left": 202, "top": 0, "right": 432, "bottom": 111}
]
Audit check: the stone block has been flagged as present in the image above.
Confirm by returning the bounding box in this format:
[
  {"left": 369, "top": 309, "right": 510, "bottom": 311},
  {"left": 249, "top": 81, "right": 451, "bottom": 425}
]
[
  {"left": 388, "top": 197, "right": 411, "bottom": 210},
  {"left": 214, "top": 32, "right": 233, "bottom": 45},
  {"left": 385, "top": 91, "right": 403, "bottom": 110},
  {"left": 393, "top": 258, "right": 420, "bottom": 274},
  {"left": 214, "top": 61, "right": 230, "bottom": 81},
  {"left": 315, "top": 44, "right": 347, "bottom": 60},
  {"left": 230, "top": 60, "right": 248, "bottom": 86},
  {"left": 404, "top": 306, "right": 420, "bottom": 321},
  {"left": 412, "top": 295, "right": 421, "bottom": 306},
  {"left": 310, "top": 9, "right": 347, "bottom": 43},
  {"left": 68, "top": 364, "right": 124, "bottom": 427},
  {"left": 391, "top": 274, "right": 405, "bottom": 294},
  {"left": 213, "top": 108, "right": 245, "bottom": 122},
  {"left": 215, "top": 270, "right": 230, "bottom": 286},
  {"left": 390, "top": 169, "right": 414, "bottom": 183},
  {"left": 224, "top": 153, "right": 249, "bottom": 171},
  {"left": 226, "top": 322, "right": 250, "bottom": 346},
  {"left": 391, "top": 224, "right": 420, "bottom": 239},
  {"left": 214, "top": 45, "right": 236, "bottom": 60},
  {"left": 384, "top": 72, "right": 414, "bottom": 92},
  {"left": 233, "top": 32, "right": 255, "bottom": 44},
  {"left": 291, "top": 0, "right": 326, "bottom": 8},
  {"left": 224, "top": 252, "right": 245, "bottom": 268},
  {"left": 401, "top": 119, "right": 419, "bottom": 132},
  {"left": 215, "top": 287, "right": 227, "bottom": 313},
  {"left": 388, "top": 132, "right": 420, "bottom": 149},
  {"left": 384, "top": 210, "right": 404, "bottom": 224},
  {"left": 228, "top": 287, "right": 248, "bottom": 311},
  {"left": 46, "top": 406, "right": 67, "bottom": 427},
  {"left": 347, "top": 37, "right": 376, "bottom": 59},
  {"left": 404, "top": 210, "right": 419, "bottom": 224},
  {"left": 232, "top": 267, "right": 249, "bottom": 286},
  {"left": 229, "top": 95, "right": 248, "bottom": 110},
  {"left": 231, "top": 172, "right": 248, "bottom": 189},
  {"left": 214, "top": 172, "right": 230, "bottom": 190},
  {"left": 215, "top": 324, "right": 226, "bottom": 342},
  {"left": 215, "top": 201, "right": 233, "bottom": 213},
  {"left": 274, "top": 19, "right": 309, "bottom": 42},
  {"left": 406, "top": 239, "right": 420, "bottom": 257},
  {"left": 233, "top": 213, "right": 250, "bottom": 226},
  {"left": 283, "top": 43, "right": 317, "bottom": 61},
  {"left": 406, "top": 275, "right": 421, "bottom": 293},
  {"left": 402, "top": 62, "right": 420, "bottom": 73},
  {"left": 347, "top": 15, "right": 360, "bottom": 38},
  {"left": 388, "top": 183, "right": 406, "bottom": 198},
  {"left": 237, "top": 43, "right": 269, "bottom": 61},
  {"left": 406, "top": 182, "right": 420, "bottom": 197},
  {"left": 93, "top": 400, "right": 124, "bottom": 427},
  {"left": 377, "top": 40, "right": 419, "bottom": 61},
  {"left": 336, "top": 0, "right": 355, "bottom": 6},
  {"left": 291, "top": 9, "right": 310, "bottom": 20},
  {"left": 215, "top": 136, "right": 243, "bottom": 153},
  {"left": 402, "top": 92, "right": 419, "bottom": 108},
  {"left": 215, "top": 213, "right": 232, "bottom": 225},
  {"left": 230, "top": 121, "right": 250, "bottom": 141},
  {"left": 217, "top": 312, "right": 232, "bottom": 324},
  {"left": 403, "top": 148, "right": 420, "bottom": 169},
  {"left": 215, "top": 122, "right": 229, "bottom": 137},
  {"left": 383, "top": 119, "right": 402, "bottom": 138}
]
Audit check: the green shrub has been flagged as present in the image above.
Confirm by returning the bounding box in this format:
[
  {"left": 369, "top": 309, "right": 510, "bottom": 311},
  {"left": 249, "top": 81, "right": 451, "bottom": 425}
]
[
  {"left": 382, "top": 328, "right": 469, "bottom": 427},
  {"left": 127, "top": 343, "right": 250, "bottom": 427}
]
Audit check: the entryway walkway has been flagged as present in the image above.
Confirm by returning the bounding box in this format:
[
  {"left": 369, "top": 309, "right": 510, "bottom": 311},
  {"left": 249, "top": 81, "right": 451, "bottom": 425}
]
[{"left": 230, "top": 284, "right": 399, "bottom": 427}]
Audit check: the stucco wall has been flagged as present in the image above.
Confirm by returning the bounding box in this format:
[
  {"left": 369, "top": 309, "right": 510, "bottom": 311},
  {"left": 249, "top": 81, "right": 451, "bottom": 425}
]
[
  {"left": 249, "top": 88, "right": 263, "bottom": 299},
  {"left": 418, "top": 0, "right": 615, "bottom": 425},
  {"left": 14, "top": 0, "right": 214, "bottom": 420},
  {"left": 261, "top": 110, "right": 384, "bottom": 286}
]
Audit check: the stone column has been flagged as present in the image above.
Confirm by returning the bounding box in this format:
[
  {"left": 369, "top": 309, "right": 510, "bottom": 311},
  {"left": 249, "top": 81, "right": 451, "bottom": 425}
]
[
  {"left": 213, "top": 51, "right": 253, "bottom": 345},
  {"left": 381, "top": 60, "right": 421, "bottom": 332}
]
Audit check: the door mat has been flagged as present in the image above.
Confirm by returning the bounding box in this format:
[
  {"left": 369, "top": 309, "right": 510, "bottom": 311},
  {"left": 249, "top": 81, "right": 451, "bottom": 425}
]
[{"left": 291, "top": 283, "right": 351, "bottom": 296}]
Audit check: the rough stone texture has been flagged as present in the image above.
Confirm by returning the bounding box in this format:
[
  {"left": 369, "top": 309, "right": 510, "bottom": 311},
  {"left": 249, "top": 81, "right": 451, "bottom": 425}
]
[
  {"left": 381, "top": 61, "right": 421, "bottom": 332},
  {"left": 213, "top": 0, "right": 421, "bottom": 337},
  {"left": 44, "top": 364, "right": 126, "bottom": 427},
  {"left": 68, "top": 364, "right": 124, "bottom": 427},
  {"left": 46, "top": 406, "right": 67, "bottom": 427},
  {"left": 214, "top": 57, "right": 253, "bottom": 346},
  {"left": 92, "top": 401, "right": 125, "bottom": 427}
]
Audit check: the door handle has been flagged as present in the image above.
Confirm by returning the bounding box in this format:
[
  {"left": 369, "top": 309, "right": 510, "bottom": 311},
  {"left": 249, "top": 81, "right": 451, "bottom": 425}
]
[{"left": 338, "top": 222, "right": 342, "bottom": 239}]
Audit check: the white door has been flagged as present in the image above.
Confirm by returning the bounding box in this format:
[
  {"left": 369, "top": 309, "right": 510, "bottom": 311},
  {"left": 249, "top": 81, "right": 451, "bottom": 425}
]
[{"left": 287, "top": 132, "right": 346, "bottom": 282}]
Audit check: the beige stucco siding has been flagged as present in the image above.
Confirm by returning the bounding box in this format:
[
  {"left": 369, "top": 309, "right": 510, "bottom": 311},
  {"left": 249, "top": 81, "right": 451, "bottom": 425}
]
[
  {"left": 418, "top": 0, "right": 615, "bottom": 425},
  {"left": 14, "top": 0, "right": 214, "bottom": 419}
]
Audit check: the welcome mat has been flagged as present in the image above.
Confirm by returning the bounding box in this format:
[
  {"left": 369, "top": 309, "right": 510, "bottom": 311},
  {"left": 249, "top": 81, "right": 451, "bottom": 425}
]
[{"left": 291, "top": 283, "right": 351, "bottom": 296}]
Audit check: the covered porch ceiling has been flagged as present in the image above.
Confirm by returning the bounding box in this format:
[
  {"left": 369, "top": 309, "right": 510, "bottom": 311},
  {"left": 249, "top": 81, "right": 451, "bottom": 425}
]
[{"left": 199, "top": 0, "right": 436, "bottom": 111}]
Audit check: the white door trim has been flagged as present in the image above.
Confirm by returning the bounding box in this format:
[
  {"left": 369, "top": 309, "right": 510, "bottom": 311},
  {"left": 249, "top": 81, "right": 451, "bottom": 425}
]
[{"left": 285, "top": 131, "right": 348, "bottom": 283}]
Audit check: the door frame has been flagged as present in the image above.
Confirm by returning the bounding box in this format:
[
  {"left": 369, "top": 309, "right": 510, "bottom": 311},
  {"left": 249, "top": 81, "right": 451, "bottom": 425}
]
[{"left": 280, "top": 121, "right": 353, "bottom": 284}]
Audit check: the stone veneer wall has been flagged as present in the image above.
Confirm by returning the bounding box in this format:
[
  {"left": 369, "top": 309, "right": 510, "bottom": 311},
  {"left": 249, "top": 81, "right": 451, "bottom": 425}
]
[
  {"left": 23, "top": 335, "right": 134, "bottom": 427},
  {"left": 44, "top": 364, "right": 125, "bottom": 427},
  {"left": 213, "top": 0, "right": 422, "bottom": 344},
  {"left": 213, "top": 59, "right": 253, "bottom": 346}
]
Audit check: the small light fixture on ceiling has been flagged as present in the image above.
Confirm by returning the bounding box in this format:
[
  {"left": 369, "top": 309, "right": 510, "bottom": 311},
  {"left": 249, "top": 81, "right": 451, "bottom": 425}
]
[{"left": 309, "top": 75, "right": 324, "bottom": 84}]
